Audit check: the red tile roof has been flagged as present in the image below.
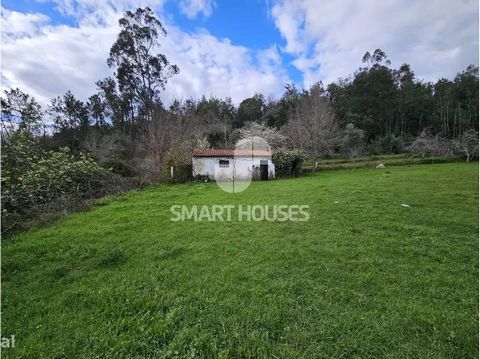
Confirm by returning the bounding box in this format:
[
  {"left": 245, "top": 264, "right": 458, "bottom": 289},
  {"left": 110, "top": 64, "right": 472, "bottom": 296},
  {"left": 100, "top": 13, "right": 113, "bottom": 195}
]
[{"left": 193, "top": 148, "right": 271, "bottom": 157}]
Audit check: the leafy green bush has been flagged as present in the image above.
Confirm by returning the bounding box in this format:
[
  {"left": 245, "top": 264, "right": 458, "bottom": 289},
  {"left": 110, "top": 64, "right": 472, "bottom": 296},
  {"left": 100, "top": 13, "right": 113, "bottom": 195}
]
[
  {"left": 368, "top": 134, "right": 407, "bottom": 154},
  {"left": 272, "top": 148, "right": 305, "bottom": 177},
  {"left": 1, "top": 133, "right": 123, "bottom": 231}
]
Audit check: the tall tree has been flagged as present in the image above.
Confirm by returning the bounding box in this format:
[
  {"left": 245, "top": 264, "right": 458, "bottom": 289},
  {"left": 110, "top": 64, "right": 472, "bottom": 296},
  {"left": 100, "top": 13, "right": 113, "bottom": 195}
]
[
  {"left": 452, "top": 65, "right": 479, "bottom": 136},
  {"left": 1, "top": 88, "right": 43, "bottom": 137},
  {"left": 394, "top": 64, "right": 434, "bottom": 135},
  {"left": 49, "top": 91, "right": 89, "bottom": 132},
  {"left": 48, "top": 91, "right": 89, "bottom": 150},
  {"left": 107, "top": 7, "right": 179, "bottom": 123},
  {"left": 88, "top": 93, "right": 108, "bottom": 128},
  {"left": 234, "top": 94, "right": 265, "bottom": 128},
  {"left": 95, "top": 77, "right": 133, "bottom": 131},
  {"left": 329, "top": 50, "right": 410, "bottom": 140},
  {"left": 264, "top": 83, "right": 300, "bottom": 128}
]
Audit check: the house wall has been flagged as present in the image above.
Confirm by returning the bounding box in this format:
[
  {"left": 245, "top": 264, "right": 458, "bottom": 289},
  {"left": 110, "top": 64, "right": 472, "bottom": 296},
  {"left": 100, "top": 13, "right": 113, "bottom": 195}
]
[{"left": 192, "top": 156, "right": 275, "bottom": 180}]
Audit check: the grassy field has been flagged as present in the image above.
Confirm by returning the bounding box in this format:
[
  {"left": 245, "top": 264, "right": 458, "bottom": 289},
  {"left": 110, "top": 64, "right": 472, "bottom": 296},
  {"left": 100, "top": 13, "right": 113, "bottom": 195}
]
[
  {"left": 303, "top": 153, "right": 463, "bottom": 172},
  {"left": 2, "top": 163, "right": 478, "bottom": 358}
]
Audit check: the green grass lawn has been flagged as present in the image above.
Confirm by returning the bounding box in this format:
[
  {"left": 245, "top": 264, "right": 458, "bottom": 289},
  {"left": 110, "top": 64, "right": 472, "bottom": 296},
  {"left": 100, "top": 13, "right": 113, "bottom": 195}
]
[{"left": 2, "top": 163, "right": 478, "bottom": 358}]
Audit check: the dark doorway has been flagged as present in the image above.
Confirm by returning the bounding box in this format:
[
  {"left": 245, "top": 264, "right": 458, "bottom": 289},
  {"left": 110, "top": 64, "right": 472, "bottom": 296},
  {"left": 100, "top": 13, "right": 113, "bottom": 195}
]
[{"left": 260, "top": 164, "right": 268, "bottom": 180}]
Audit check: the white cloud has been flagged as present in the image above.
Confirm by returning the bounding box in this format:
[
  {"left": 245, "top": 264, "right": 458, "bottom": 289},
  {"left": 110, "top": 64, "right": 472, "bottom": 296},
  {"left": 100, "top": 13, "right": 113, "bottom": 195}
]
[
  {"left": 44, "top": 0, "right": 166, "bottom": 24},
  {"left": 6, "top": 0, "right": 473, "bottom": 109},
  {"left": 179, "top": 0, "right": 215, "bottom": 19},
  {"left": 1, "top": 8, "right": 50, "bottom": 39},
  {"left": 1, "top": 7, "right": 118, "bottom": 105},
  {"left": 270, "top": 1, "right": 305, "bottom": 54},
  {"left": 1, "top": 3, "right": 288, "bottom": 107},
  {"left": 271, "top": 0, "right": 479, "bottom": 88},
  {"left": 161, "top": 29, "right": 288, "bottom": 103}
]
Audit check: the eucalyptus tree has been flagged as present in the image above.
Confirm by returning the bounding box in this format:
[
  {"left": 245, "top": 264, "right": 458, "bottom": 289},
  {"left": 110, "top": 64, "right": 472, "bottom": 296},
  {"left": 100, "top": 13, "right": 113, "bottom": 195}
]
[{"left": 107, "top": 7, "right": 179, "bottom": 124}]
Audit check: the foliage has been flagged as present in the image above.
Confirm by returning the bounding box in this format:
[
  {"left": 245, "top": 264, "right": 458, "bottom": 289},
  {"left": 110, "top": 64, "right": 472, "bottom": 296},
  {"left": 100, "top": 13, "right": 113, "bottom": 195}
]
[
  {"left": 1, "top": 88, "right": 43, "bottom": 136},
  {"left": 341, "top": 123, "right": 365, "bottom": 161},
  {"left": 368, "top": 133, "right": 407, "bottom": 155},
  {"left": 49, "top": 91, "right": 89, "bottom": 132},
  {"left": 1, "top": 131, "right": 42, "bottom": 205},
  {"left": 106, "top": 7, "right": 179, "bottom": 124},
  {"left": 328, "top": 50, "right": 478, "bottom": 141},
  {"left": 264, "top": 83, "right": 300, "bottom": 128},
  {"left": 1, "top": 133, "right": 116, "bottom": 231},
  {"left": 162, "top": 149, "right": 194, "bottom": 183},
  {"left": 82, "top": 129, "right": 134, "bottom": 176},
  {"left": 163, "top": 161, "right": 193, "bottom": 183},
  {"left": 48, "top": 90, "right": 90, "bottom": 150},
  {"left": 234, "top": 94, "right": 265, "bottom": 128},
  {"left": 272, "top": 147, "right": 305, "bottom": 177},
  {"left": 192, "top": 96, "right": 235, "bottom": 148}
]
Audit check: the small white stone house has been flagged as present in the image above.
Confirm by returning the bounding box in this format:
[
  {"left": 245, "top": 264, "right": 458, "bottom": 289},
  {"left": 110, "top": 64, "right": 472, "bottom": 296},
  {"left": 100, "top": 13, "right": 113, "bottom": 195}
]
[{"left": 192, "top": 148, "right": 275, "bottom": 180}]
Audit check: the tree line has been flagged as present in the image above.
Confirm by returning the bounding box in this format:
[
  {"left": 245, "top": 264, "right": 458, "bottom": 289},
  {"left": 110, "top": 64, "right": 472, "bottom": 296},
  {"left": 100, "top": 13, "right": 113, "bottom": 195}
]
[{"left": 1, "top": 7, "right": 478, "bottom": 231}]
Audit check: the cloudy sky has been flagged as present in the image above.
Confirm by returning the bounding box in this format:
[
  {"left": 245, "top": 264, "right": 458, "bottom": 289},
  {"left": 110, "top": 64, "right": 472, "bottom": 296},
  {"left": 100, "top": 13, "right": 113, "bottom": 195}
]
[{"left": 1, "top": 0, "right": 478, "bottom": 106}]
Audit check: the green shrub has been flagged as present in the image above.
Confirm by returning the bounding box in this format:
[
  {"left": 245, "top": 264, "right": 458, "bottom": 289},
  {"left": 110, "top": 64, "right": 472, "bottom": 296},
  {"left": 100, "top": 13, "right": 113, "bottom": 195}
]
[
  {"left": 1, "top": 134, "right": 123, "bottom": 231},
  {"left": 272, "top": 148, "right": 305, "bottom": 177},
  {"left": 163, "top": 156, "right": 193, "bottom": 183},
  {"left": 3, "top": 148, "right": 104, "bottom": 209},
  {"left": 368, "top": 134, "right": 407, "bottom": 154}
]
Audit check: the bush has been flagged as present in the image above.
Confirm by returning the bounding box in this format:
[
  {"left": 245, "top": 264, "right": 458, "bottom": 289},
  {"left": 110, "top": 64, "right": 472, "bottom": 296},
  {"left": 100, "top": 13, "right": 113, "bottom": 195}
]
[
  {"left": 1, "top": 136, "right": 132, "bottom": 232},
  {"left": 341, "top": 123, "right": 365, "bottom": 161},
  {"left": 163, "top": 153, "right": 193, "bottom": 183},
  {"left": 272, "top": 148, "right": 305, "bottom": 177},
  {"left": 163, "top": 162, "right": 193, "bottom": 183},
  {"left": 368, "top": 134, "right": 406, "bottom": 155}
]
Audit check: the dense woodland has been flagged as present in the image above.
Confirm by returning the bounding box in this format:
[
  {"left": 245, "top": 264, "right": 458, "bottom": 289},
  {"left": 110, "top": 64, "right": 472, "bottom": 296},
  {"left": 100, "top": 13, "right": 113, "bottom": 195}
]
[{"left": 1, "top": 7, "right": 478, "bottom": 231}]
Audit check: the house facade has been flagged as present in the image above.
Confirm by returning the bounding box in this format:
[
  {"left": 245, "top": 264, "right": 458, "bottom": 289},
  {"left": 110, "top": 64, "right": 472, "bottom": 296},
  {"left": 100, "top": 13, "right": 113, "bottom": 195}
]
[{"left": 192, "top": 148, "right": 275, "bottom": 181}]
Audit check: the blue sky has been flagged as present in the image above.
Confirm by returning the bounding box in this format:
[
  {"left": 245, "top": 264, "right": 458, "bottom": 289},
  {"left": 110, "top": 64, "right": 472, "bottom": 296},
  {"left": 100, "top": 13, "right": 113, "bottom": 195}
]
[
  {"left": 160, "top": 0, "right": 304, "bottom": 82},
  {"left": 1, "top": 0, "right": 304, "bottom": 84},
  {"left": 3, "top": 0, "right": 72, "bottom": 24},
  {"left": 1, "top": 0, "right": 478, "bottom": 105},
  {"left": 3, "top": 0, "right": 280, "bottom": 49}
]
